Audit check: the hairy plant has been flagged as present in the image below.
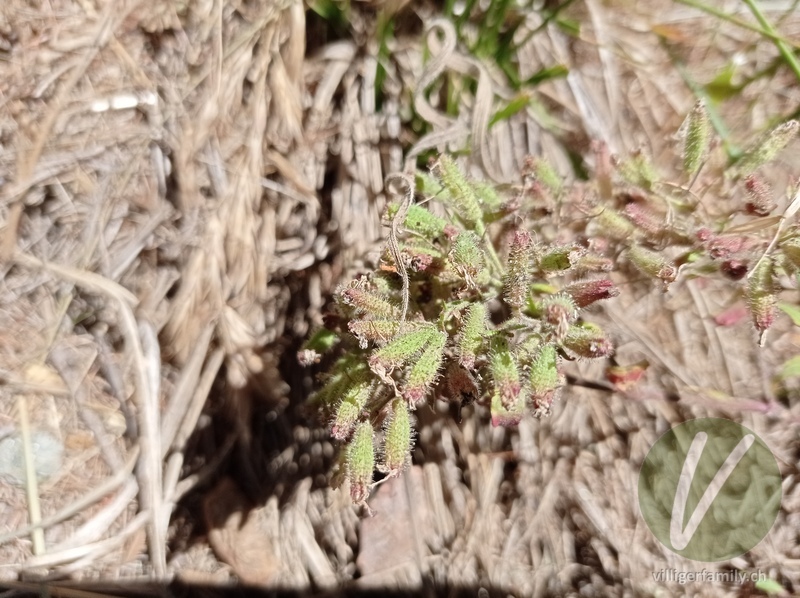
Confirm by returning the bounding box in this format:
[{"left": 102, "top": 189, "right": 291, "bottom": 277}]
[{"left": 300, "top": 103, "right": 800, "bottom": 506}]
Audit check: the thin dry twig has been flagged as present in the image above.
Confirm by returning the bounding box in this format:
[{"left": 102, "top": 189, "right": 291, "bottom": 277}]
[{"left": 18, "top": 396, "right": 45, "bottom": 556}]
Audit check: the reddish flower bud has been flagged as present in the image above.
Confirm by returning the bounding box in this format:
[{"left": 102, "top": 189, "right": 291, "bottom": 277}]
[
  {"left": 410, "top": 251, "right": 434, "bottom": 272},
  {"left": 721, "top": 259, "right": 748, "bottom": 280},
  {"left": 696, "top": 227, "right": 713, "bottom": 243},
  {"left": 623, "top": 202, "right": 664, "bottom": 237},
  {"left": 563, "top": 279, "right": 619, "bottom": 308},
  {"left": 696, "top": 229, "right": 748, "bottom": 260},
  {"left": 443, "top": 224, "right": 459, "bottom": 240}
]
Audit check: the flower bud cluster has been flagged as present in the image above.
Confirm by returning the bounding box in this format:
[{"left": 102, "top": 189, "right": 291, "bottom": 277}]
[{"left": 301, "top": 106, "right": 800, "bottom": 504}]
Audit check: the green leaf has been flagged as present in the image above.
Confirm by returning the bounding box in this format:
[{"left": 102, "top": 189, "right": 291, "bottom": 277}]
[
  {"left": 683, "top": 100, "right": 711, "bottom": 176},
  {"left": 370, "top": 325, "right": 437, "bottom": 371},
  {"left": 778, "top": 302, "right": 800, "bottom": 326},
  {"left": 386, "top": 202, "right": 449, "bottom": 239},
  {"left": 435, "top": 155, "right": 484, "bottom": 234},
  {"left": 345, "top": 421, "right": 375, "bottom": 503},
  {"left": 521, "top": 64, "right": 569, "bottom": 87},
  {"left": 755, "top": 577, "right": 787, "bottom": 595},
  {"left": 489, "top": 335, "right": 521, "bottom": 406},
  {"left": 331, "top": 379, "right": 371, "bottom": 440},
  {"left": 556, "top": 17, "right": 580, "bottom": 36},
  {"left": 780, "top": 355, "right": 800, "bottom": 379},
  {"left": 458, "top": 302, "right": 488, "bottom": 368},
  {"left": 404, "top": 331, "right": 446, "bottom": 404},
  {"left": 733, "top": 120, "right": 799, "bottom": 178},
  {"left": 527, "top": 156, "right": 563, "bottom": 195},
  {"left": 308, "top": 0, "right": 350, "bottom": 29},
  {"left": 312, "top": 356, "right": 368, "bottom": 407},
  {"left": 539, "top": 246, "right": 576, "bottom": 273},
  {"left": 383, "top": 398, "right": 412, "bottom": 474},
  {"left": 489, "top": 94, "right": 532, "bottom": 128},
  {"left": 338, "top": 283, "right": 398, "bottom": 319},
  {"left": 530, "top": 282, "right": 559, "bottom": 294},
  {"left": 504, "top": 230, "right": 533, "bottom": 309},
  {"left": 449, "top": 231, "right": 485, "bottom": 282},
  {"left": 705, "top": 62, "right": 742, "bottom": 103},
  {"left": 529, "top": 344, "right": 561, "bottom": 404},
  {"left": 619, "top": 152, "right": 659, "bottom": 190},
  {"left": 302, "top": 328, "right": 340, "bottom": 354}
]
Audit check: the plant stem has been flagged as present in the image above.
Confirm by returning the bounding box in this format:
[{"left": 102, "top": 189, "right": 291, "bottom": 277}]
[
  {"left": 676, "top": 0, "right": 800, "bottom": 50},
  {"left": 742, "top": 0, "right": 800, "bottom": 85},
  {"left": 484, "top": 235, "right": 505, "bottom": 278}
]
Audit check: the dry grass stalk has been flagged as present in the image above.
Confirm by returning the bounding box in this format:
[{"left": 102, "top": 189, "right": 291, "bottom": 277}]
[{"left": 0, "top": 0, "right": 316, "bottom": 579}]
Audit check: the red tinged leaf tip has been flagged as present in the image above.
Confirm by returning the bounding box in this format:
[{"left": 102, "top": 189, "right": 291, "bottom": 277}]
[
  {"left": 345, "top": 421, "right": 375, "bottom": 504},
  {"left": 605, "top": 361, "right": 649, "bottom": 391},
  {"left": 744, "top": 174, "right": 775, "bottom": 216},
  {"left": 490, "top": 389, "right": 526, "bottom": 427}
]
